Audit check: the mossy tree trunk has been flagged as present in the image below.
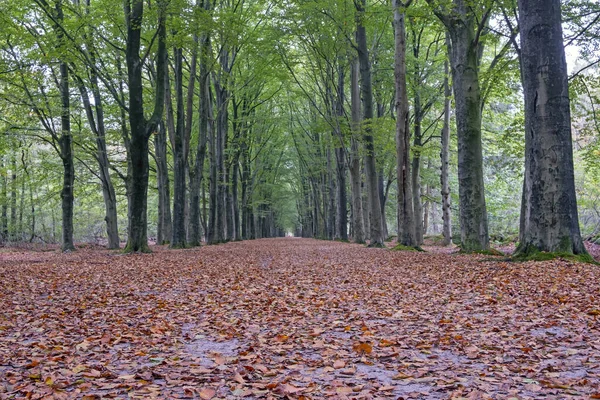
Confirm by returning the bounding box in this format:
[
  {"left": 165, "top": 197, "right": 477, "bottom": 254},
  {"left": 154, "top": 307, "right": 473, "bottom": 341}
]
[{"left": 514, "top": 0, "right": 588, "bottom": 259}]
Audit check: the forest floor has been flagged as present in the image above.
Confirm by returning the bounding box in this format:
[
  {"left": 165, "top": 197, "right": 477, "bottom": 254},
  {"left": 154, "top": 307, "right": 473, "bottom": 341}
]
[{"left": 1, "top": 239, "right": 600, "bottom": 399}]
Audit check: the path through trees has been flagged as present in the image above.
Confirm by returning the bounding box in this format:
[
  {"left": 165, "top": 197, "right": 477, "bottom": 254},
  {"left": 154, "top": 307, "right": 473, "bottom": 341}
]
[{"left": 1, "top": 238, "right": 600, "bottom": 398}]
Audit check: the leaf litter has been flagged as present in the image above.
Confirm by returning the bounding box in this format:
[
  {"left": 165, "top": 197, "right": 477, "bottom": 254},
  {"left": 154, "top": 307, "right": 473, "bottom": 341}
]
[{"left": 1, "top": 238, "right": 599, "bottom": 399}]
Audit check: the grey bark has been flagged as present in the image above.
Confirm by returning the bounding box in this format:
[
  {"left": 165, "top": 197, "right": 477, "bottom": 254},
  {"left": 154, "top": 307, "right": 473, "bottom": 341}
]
[
  {"left": 155, "top": 120, "right": 172, "bottom": 244},
  {"left": 441, "top": 38, "right": 453, "bottom": 246},
  {"left": 1, "top": 157, "right": 7, "bottom": 240},
  {"left": 335, "top": 64, "right": 348, "bottom": 241},
  {"left": 76, "top": 73, "right": 120, "bottom": 249},
  {"left": 189, "top": 16, "right": 210, "bottom": 247},
  {"left": 427, "top": 0, "right": 489, "bottom": 251},
  {"left": 355, "top": 0, "right": 384, "bottom": 247},
  {"left": 56, "top": 0, "right": 75, "bottom": 252},
  {"left": 10, "top": 153, "right": 17, "bottom": 240},
  {"left": 515, "top": 0, "right": 587, "bottom": 257},
  {"left": 171, "top": 45, "right": 187, "bottom": 248},
  {"left": 394, "top": 0, "right": 417, "bottom": 247}
]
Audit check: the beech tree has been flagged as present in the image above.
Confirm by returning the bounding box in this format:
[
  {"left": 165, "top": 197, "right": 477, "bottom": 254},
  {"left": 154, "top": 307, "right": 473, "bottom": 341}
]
[
  {"left": 123, "top": 0, "right": 168, "bottom": 252},
  {"left": 514, "top": 0, "right": 589, "bottom": 259},
  {"left": 426, "top": 0, "right": 492, "bottom": 252}
]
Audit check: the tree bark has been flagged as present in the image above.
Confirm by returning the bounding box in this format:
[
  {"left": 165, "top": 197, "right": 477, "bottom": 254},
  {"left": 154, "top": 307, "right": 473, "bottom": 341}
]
[
  {"left": 171, "top": 45, "right": 187, "bottom": 248},
  {"left": 394, "top": 0, "right": 417, "bottom": 247},
  {"left": 355, "top": 0, "right": 384, "bottom": 247},
  {"left": 57, "top": 7, "right": 75, "bottom": 251},
  {"left": 76, "top": 73, "right": 120, "bottom": 249},
  {"left": 1, "top": 157, "right": 7, "bottom": 241},
  {"left": 514, "top": 0, "right": 588, "bottom": 258},
  {"left": 123, "top": 0, "right": 167, "bottom": 253},
  {"left": 427, "top": 0, "right": 489, "bottom": 251},
  {"left": 189, "top": 16, "right": 210, "bottom": 246},
  {"left": 155, "top": 120, "right": 172, "bottom": 244},
  {"left": 335, "top": 63, "right": 348, "bottom": 241},
  {"left": 10, "top": 153, "right": 17, "bottom": 240},
  {"left": 441, "top": 37, "right": 453, "bottom": 246}
]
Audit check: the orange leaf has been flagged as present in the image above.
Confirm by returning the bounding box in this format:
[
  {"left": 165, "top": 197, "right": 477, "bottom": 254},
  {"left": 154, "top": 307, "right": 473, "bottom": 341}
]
[{"left": 353, "top": 342, "right": 373, "bottom": 355}]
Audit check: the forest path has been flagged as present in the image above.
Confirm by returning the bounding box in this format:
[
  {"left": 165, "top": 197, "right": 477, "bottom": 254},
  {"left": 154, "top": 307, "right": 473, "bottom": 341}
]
[{"left": 1, "top": 238, "right": 600, "bottom": 398}]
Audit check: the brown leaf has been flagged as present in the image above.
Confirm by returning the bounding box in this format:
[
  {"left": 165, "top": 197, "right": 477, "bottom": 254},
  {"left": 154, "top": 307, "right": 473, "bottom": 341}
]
[{"left": 198, "top": 387, "right": 216, "bottom": 399}]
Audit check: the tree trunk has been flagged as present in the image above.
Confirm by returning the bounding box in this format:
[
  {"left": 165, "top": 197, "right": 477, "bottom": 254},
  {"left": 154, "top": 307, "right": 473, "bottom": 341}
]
[
  {"left": 10, "top": 153, "right": 17, "bottom": 240},
  {"left": 123, "top": 0, "right": 167, "bottom": 253},
  {"left": 189, "top": 24, "right": 210, "bottom": 246},
  {"left": 514, "top": 0, "right": 588, "bottom": 258},
  {"left": 171, "top": 45, "right": 187, "bottom": 248},
  {"left": 77, "top": 73, "right": 120, "bottom": 249},
  {"left": 427, "top": 0, "right": 489, "bottom": 251},
  {"left": 394, "top": 1, "right": 417, "bottom": 247},
  {"left": 440, "top": 37, "right": 452, "bottom": 246},
  {"left": 1, "top": 157, "right": 7, "bottom": 241},
  {"left": 54, "top": 0, "right": 75, "bottom": 252},
  {"left": 155, "top": 121, "right": 172, "bottom": 244},
  {"left": 355, "top": 0, "right": 384, "bottom": 247},
  {"left": 59, "top": 62, "right": 75, "bottom": 252}
]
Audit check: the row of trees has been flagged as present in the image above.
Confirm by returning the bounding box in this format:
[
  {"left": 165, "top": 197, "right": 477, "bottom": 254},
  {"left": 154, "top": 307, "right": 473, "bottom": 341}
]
[{"left": 0, "top": 0, "right": 599, "bottom": 257}]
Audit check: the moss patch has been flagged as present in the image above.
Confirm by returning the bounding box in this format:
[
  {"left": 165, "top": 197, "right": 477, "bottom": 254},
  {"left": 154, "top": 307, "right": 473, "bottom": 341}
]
[
  {"left": 464, "top": 248, "right": 505, "bottom": 256},
  {"left": 123, "top": 242, "right": 152, "bottom": 254},
  {"left": 390, "top": 244, "right": 425, "bottom": 252},
  {"left": 512, "top": 251, "right": 597, "bottom": 264}
]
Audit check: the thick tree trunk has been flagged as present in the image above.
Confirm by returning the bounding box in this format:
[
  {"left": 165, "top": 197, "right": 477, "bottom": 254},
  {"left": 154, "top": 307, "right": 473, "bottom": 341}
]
[
  {"left": 427, "top": 0, "right": 489, "bottom": 251},
  {"left": 448, "top": 6, "right": 488, "bottom": 251},
  {"left": 59, "top": 62, "right": 75, "bottom": 252},
  {"left": 440, "top": 45, "right": 452, "bottom": 246},
  {"left": 54, "top": 0, "right": 75, "bottom": 252},
  {"left": 514, "top": 0, "right": 588, "bottom": 258},
  {"left": 189, "top": 28, "right": 210, "bottom": 247},
  {"left": 356, "top": 0, "right": 384, "bottom": 247},
  {"left": 124, "top": 0, "right": 167, "bottom": 253},
  {"left": 394, "top": 1, "right": 417, "bottom": 247}
]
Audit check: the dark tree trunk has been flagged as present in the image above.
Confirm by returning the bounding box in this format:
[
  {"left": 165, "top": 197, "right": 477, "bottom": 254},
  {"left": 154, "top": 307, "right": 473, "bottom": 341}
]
[
  {"left": 10, "top": 153, "right": 17, "bottom": 240},
  {"left": 440, "top": 39, "right": 452, "bottom": 246},
  {"left": 171, "top": 45, "right": 187, "bottom": 248},
  {"left": 208, "top": 82, "right": 218, "bottom": 244},
  {"left": 514, "top": 0, "right": 588, "bottom": 258},
  {"left": 52, "top": 0, "right": 75, "bottom": 252},
  {"left": 394, "top": 0, "right": 417, "bottom": 247},
  {"left": 1, "top": 157, "right": 7, "bottom": 241},
  {"left": 355, "top": 0, "right": 384, "bottom": 247},
  {"left": 155, "top": 121, "right": 172, "bottom": 244},
  {"left": 123, "top": 0, "right": 167, "bottom": 253},
  {"left": 59, "top": 62, "right": 75, "bottom": 251},
  {"left": 189, "top": 21, "right": 210, "bottom": 246}
]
